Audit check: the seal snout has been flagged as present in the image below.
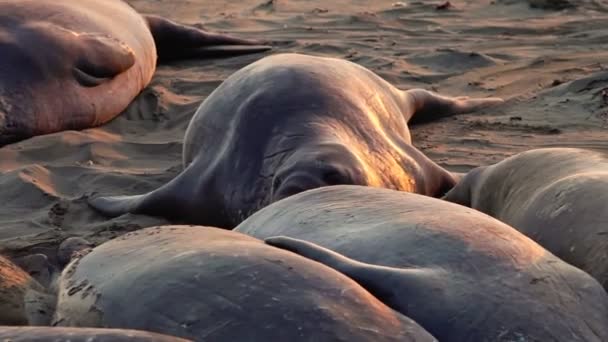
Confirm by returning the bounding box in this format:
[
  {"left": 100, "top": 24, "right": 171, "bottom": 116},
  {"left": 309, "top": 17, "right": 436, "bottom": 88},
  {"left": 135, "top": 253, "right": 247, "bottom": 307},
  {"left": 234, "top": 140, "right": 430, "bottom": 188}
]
[
  {"left": 272, "top": 163, "right": 359, "bottom": 202},
  {"left": 270, "top": 143, "right": 370, "bottom": 202},
  {"left": 272, "top": 172, "right": 325, "bottom": 201}
]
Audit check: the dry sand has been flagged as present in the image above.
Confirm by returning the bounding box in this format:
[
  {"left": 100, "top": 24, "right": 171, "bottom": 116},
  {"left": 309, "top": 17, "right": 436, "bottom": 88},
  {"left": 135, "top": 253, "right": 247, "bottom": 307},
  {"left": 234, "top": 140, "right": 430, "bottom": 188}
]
[{"left": 1, "top": 0, "right": 608, "bottom": 262}]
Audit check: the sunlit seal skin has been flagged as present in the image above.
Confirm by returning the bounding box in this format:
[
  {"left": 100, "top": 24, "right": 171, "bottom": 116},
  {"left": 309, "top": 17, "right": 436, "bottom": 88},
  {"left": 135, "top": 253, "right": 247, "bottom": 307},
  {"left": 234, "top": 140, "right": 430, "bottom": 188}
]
[
  {"left": 234, "top": 185, "right": 608, "bottom": 342},
  {"left": 52, "top": 226, "right": 436, "bottom": 342},
  {"left": 443, "top": 147, "right": 608, "bottom": 290},
  {"left": 89, "top": 53, "right": 503, "bottom": 228},
  {"left": 0, "top": 327, "right": 191, "bottom": 342},
  {"left": 0, "top": 254, "right": 54, "bottom": 325},
  {"left": 0, "top": 0, "right": 270, "bottom": 146}
]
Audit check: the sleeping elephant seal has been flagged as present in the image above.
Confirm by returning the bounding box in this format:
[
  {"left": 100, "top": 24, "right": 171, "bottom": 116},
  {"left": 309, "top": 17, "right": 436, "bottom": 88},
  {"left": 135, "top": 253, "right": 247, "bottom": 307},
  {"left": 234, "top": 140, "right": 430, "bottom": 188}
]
[
  {"left": 0, "top": 0, "right": 270, "bottom": 146},
  {"left": 234, "top": 185, "right": 608, "bottom": 341},
  {"left": 443, "top": 147, "right": 608, "bottom": 290},
  {"left": 89, "top": 53, "right": 503, "bottom": 228},
  {"left": 52, "top": 226, "right": 436, "bottom": 342},
  {"left": 0, "top": 327, "right": 191, "bottom": 342}
]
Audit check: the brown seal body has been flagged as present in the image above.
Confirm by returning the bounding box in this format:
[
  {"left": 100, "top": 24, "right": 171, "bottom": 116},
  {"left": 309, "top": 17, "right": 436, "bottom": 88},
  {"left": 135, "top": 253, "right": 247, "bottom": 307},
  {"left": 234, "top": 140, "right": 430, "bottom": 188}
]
[
  {"left": 0, "top": 0, "right": 269, "bottom": 146},
  {"left": 443, "top": 147, "right": 608, "bottom": 290},
  {"left": 90, "top": 53, "right": 503, "bottom": 228}
]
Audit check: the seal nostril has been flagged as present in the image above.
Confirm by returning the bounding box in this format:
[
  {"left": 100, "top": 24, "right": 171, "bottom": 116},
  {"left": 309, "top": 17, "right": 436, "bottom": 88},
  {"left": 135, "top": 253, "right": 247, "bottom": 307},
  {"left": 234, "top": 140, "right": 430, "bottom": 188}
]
[
  {"left": 322, "top": 169, "right": 350, "bottom": 186},
  {"left": 271, "top": 174, "right": 305, "bottom": 200},
  {"left": 279, "top": 184, "right": 307, "bottom": 197}
]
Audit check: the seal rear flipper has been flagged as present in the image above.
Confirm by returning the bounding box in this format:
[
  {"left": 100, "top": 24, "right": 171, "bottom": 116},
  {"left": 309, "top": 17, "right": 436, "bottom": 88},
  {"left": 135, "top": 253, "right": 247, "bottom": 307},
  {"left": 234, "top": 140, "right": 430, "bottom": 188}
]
[
  {"left": 403, "top": 89, "right": 504, "bottom": 124},
  {"left": 144, "top": 15, "right": 272, "bottom": 62},
  {"left": 265, "top": 236, "right": 442, "bottom": 316},
  {"left": 73, "top": 34, "right": 136, "bottom": 87}
]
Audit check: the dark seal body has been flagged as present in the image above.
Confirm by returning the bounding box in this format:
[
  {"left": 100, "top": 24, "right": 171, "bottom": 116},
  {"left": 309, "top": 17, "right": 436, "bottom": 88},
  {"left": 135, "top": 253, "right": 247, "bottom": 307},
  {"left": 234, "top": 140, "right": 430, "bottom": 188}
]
[
  {"left": 90, "top": 53, "right": 502, "bottom": 228},
  {"left": 235, "top": 185, "right": 608, "bottom": 342},
  {"left": 0, "top": 327, "right": 191, "bottom": 342},
  {"left": 443, "top": 147, "right": 608, "bottom": 290},
  {"left": 53, "top": 226, "right": 436, "bottom": 342}
]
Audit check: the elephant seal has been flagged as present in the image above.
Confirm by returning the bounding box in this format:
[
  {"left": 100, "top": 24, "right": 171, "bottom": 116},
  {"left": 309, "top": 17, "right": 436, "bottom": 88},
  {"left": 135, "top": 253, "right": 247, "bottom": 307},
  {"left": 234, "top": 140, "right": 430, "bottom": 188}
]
[
  {"left": 0, "top": 254, "right": 54, "bottom": 325},
  {"left": 53, "top": 226, "right": 436, "bottom": 342},
  {"left": 234, "top": 185, "right": 608, "bottom": 341},
  {"left": 0, "top": 327, "right": 191, "bottom": 342},
  {"left": 443, "top": 147, "right": 608, "bottom": 290},
  {"left": 0, "top": 0, "right": 270, "bottom": 146},
  {"left": 89, "top": 53, "right": 503, "bottom": 228}
]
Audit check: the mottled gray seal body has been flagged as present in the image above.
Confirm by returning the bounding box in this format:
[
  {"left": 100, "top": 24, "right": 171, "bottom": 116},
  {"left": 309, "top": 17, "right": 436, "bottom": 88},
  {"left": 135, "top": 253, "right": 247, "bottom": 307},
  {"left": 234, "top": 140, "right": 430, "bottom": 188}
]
[
  {"left": 53, "top": 226, "right": 436, "bottom": 342},
  {"left": 443, "top": 147, "right": 608, "bottom": 290},
  {"left": 235, "top": 185, "right": 608, "bottom": 341},
  {"left": 0, "top": 0, "right": 269, "bottom": 146},
  {"left": 90, "top": 53, "right": 502, "bottom": 228},
  {"left": 0, "top": 327, "right": 191, "bottom": 342}
]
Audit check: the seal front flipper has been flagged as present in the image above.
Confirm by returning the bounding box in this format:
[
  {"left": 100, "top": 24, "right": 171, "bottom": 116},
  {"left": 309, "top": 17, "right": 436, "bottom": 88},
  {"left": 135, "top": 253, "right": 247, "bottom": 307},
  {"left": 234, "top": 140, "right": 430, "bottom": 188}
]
[
  {"left": 144, "top": 15, "right": 272, "bottom": 62},
  {"left": 88, "top": 164, "right": 223, "bottom": 225},
  {"left": 403, "top": 88, "right": 504, "bottom": 124},
  {"left": 88, "top": 183, "right": 187, "bottom": 221},
  {"left": 72, "top": 34, "right": 136, "bottom": 87},
  {"left": 265, "top": 236, "right": 444, "bottom": 317},
  {"left": 88, "top": 194, "right": 147, "bottom": 217}
]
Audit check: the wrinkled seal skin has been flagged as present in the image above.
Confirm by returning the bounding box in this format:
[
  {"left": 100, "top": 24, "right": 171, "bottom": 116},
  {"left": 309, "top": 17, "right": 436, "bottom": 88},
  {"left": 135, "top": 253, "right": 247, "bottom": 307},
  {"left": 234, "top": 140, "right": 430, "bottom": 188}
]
[
  {"left": 0, "top": 0, "right": 269, "bottom": 146},
  {"left": 443, "top": 147, "right": 608, "bottom": 290},
  {"left": 53, "top": 226, "right": 436, "bottom": 342},
  {"left": 235, "top": 185, "right": 608, "bottom": 342},
  {"left": 89, "top": 53, "right": 503, "bottom": 228},
  {"left": 0, "top": 254, "right": 54, "bottom": 326},
  {"left": 0, "top": 327, "right": 191, "bottom": 342}
]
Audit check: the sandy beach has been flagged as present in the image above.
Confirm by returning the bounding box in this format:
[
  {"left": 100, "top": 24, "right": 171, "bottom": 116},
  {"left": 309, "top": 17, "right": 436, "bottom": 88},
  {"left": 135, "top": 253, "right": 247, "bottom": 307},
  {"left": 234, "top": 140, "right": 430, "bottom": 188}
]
[{"left": 1, "top": 0, "right": 608, "bottom": 262}]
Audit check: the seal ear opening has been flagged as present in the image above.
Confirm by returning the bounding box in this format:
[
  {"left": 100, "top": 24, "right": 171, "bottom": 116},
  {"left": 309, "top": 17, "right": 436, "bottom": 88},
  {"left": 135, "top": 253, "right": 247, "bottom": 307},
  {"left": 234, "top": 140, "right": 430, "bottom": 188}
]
[{"left": 144, "top": 15, "right": 272, "bottom": 62}]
